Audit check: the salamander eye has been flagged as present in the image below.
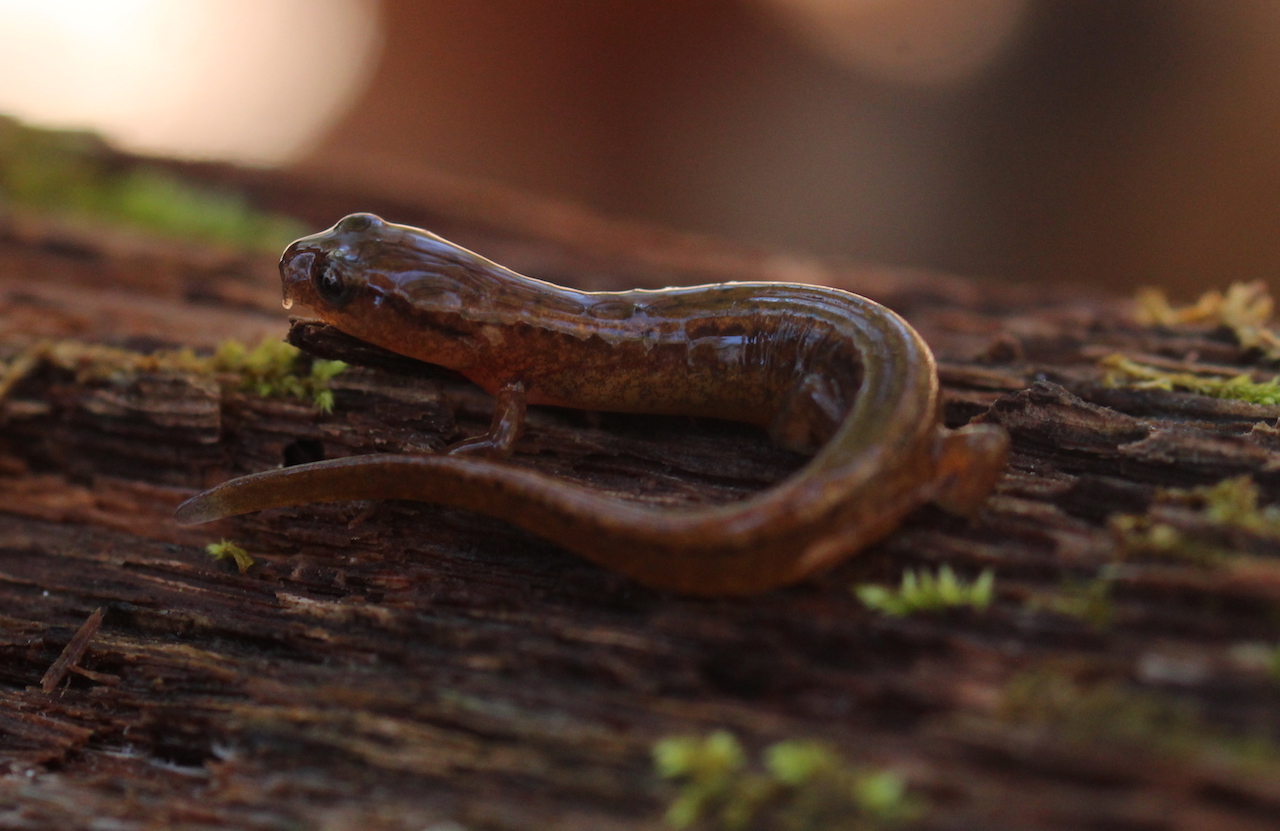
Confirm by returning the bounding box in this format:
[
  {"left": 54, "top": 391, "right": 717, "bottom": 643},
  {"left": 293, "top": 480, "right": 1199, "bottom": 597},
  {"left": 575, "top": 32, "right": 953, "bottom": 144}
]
[{"left": 313, "top": 259, "right": 355, "bottom": 307}]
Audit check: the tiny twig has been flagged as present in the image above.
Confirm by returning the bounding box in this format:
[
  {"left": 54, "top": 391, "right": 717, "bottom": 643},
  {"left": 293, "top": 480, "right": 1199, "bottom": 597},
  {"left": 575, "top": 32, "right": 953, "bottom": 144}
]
[{"left": 40, "top": 607, "right": 104, "bottom": 694}]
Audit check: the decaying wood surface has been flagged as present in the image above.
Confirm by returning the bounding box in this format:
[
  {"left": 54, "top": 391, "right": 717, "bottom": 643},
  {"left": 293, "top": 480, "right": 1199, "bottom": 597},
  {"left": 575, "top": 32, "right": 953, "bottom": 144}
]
[{"left": 2, "top": 160, "right": 1280, "bottom": 831}]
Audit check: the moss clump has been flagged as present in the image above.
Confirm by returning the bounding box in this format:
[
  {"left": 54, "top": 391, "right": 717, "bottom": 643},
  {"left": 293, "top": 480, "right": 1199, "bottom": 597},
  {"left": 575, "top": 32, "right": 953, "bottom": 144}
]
[
  {"left": 1029, "top": 570, "right": 1116, "bottom": 627},
  {"left": 999, "top": 669, "right": 1278, "bottom": 767},
  {"left": 0, "top": 337, "right": 344, "bottom": 413},
  {"left": 1134, "top": 281, "right": 1280, "bottom": 359},
  {"left": 653, "top": 731, "right": 922, "bottom": 830},
  {"left": 1110, "top": 476, "right": 1280, "bottom": 567},
  {"left": 1187, "top": 475, "right": 1280, "bottom": 531},
  {"left": 206, "top": 540, "right": 254, "bottom": 573},
  {"left": 0, "top": 115, "right": 304, "bottom": 251},
  {"left": 1229, "top": 642, "right": 1280, "bottom": 682},
  {"left": 207, "top": 338, "right": 346, "bottom": 413},
  {"left": 1100, "top": 354, "right": 1280, "bottom": 406},
  {"left": 106, "top": 167, "right": 304, "bottom": 251},
  {"left": 1110, "top": 514, "right": 1234, "bottom": 567},
  {"left": 1001, "top": 671, "right": 1199, "bottom": 752},
  {"left": 854, "top": 565, "right": 993, "bottom": 617}
]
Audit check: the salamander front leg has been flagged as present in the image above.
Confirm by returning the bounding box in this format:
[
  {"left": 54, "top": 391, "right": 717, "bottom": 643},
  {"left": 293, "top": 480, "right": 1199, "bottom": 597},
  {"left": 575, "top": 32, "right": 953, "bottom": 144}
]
[{"left": 446, "top": 381, "right": 527, "bottom": 458}]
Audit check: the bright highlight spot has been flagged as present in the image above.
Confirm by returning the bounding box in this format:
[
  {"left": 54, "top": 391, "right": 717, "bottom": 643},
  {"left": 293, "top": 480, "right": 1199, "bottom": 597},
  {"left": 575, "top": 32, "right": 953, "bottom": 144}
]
[
  {"left": 0, "top": 0, "right": 382, "bottom": 165},
  {"left": 760, "top": 0, "right": 1028, "bottom": 86}
]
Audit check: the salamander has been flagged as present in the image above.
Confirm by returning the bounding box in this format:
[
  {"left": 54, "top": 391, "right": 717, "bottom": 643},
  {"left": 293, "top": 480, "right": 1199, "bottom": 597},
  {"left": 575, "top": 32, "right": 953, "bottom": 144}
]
[{"left": 176, "top": 213, "right": 1008, "bottom": 596}]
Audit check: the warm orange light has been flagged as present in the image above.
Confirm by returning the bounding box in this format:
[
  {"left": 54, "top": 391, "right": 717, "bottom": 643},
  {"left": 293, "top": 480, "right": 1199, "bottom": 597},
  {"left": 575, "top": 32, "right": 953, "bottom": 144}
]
[
  {"left": 0, "top": 0, "right": 382, "bottom": 165},
  {"left": 758, "top": 0, "right": 1028, "bottom": 86}
]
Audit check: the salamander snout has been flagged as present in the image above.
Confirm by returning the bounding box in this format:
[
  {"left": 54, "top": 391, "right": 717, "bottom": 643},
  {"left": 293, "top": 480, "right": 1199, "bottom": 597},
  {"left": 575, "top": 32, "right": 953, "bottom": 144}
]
[
  {"left": 278, "top": 242, "right": 317, "bottom": 311},
  {"left": 278, "top": 214, "right": 388, "bottom": 312},
  {"left": 278, "top": 243, "right": 360, "bottom": 312}
]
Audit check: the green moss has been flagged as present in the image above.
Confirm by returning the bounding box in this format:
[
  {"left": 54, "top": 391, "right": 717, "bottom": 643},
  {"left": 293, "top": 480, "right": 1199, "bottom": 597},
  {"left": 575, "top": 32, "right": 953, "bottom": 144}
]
[
  {"left": 1109, "top": 514, "right": 1235, "bottom": 567},
  {"left": 1109, "top": 476, "right": 1280, "bottom": 567},
  {"left": 1031, "top": 476, "right": 1280, "bottom": 623},
  {"left": 108, "top": 167, "right": 304, "bottom": 251},
  {"left": 1001, "top": 671, "right": 1197, "bottom": 749},
  {"left": 205, "top": 540, "right": 254, "bottom": 573},
  {"left": 1192, "top": 475, "right": 1280, "bottom": 531},
  {"left": 1101, "top": 354, "right": 1280, "bottom": 406},
  {"left": 1029, "top": 571, "right": 1115, "bottom": 627},
  {"left": 654, "top": 731, "right": 752, "bottom": 829},
  {"left": 854, "top": 566, "right": 993, "bottom": 617},
  {"left": 0, "top": 337, "right": 344, "bottom": 413},
  {"left": 1133, "top": 281, "right": 1280, "bottom": 359},
  {"left": 208, "top": 338, "right": 346, "bottom": 413},
  {"left": 999, "top": 669, "right": 1279, "bottom": 767},
  {"left": 653, "top": 732, "right": 922, "bottom": 830},
  {"left": 0, "top": 115, "right": 304, "bottom": 251},
  {"left": 1229, "top": 642, "right": 1280, "bottom": 682}
]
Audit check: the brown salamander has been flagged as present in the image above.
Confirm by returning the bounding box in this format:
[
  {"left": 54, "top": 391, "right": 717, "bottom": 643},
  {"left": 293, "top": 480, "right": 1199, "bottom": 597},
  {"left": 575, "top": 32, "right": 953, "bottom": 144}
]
[{"left": 176, "top": 213, "right": 1008, "bottom": 596}]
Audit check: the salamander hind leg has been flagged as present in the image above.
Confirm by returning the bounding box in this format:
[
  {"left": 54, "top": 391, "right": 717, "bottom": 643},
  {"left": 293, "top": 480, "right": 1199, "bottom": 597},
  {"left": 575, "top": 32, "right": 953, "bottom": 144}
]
[
  {"left": 768, "top": 374, "right": 847, "bottom": 454},
  {"left": 929, "top": 423, "right": 1009, "bottom": 515}
]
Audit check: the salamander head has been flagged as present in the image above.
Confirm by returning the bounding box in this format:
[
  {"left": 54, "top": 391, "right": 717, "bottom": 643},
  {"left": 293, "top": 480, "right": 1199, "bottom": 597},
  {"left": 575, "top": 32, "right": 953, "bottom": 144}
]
[{"left": 278, "top": 213, "right": 513, "bottom": 368}]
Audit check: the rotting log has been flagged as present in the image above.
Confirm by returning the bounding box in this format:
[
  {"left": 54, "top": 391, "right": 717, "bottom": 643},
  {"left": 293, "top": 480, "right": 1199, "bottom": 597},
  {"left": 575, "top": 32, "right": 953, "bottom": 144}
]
[{"left": 2, "top": 164, "right": 1280, "bottom": 831}]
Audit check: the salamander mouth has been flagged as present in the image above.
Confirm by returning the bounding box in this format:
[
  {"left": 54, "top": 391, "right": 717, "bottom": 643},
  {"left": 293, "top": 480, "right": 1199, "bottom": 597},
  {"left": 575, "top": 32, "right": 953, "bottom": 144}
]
[{"left": 281, "top": 290, "right": 324, "bottom": 317}]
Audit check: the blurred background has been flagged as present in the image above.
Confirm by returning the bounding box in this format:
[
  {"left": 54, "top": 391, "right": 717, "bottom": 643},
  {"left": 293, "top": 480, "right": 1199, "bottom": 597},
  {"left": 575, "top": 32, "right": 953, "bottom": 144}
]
[{"left": 1, "top": 0, "right": 1278, "bottom": 296}]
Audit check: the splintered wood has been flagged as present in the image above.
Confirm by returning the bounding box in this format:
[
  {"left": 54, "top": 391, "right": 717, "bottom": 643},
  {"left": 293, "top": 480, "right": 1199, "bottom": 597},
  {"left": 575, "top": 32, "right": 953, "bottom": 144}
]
[
  {"left": 2, "top": 173, "right": 1280, "bottom": 830},
  {"left": 38, "top": 608, "right": 103, "bottom": 693}
]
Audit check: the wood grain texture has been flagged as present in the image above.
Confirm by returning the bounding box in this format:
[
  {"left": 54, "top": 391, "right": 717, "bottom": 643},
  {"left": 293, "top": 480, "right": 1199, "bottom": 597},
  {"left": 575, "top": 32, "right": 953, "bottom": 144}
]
[{"left": 2, "top": 164, "right": 1279, "bottom": 830}]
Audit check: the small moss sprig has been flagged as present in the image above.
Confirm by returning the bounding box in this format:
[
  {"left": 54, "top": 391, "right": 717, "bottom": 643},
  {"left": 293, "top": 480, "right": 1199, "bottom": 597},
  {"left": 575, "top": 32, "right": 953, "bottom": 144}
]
[
  {"left": 854, "top": 566, "right": 993, "bottom": 617},
  {"left": 1100, "top": 354, "right": 1280, "bottom": 406},
  {"left": 653, "top": 731, "right": 921, "bottom": 831},
  {"left": 1134, "top": 281, "right": 1280, "bottom": 359},
  {"left": 205, "top": 540, "right": 254, "bottom": 573}
]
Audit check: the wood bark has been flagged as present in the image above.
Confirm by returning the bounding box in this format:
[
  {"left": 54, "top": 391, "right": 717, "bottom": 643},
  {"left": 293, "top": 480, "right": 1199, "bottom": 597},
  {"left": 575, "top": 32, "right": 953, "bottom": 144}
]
[{"left": 1, "top": 161, "right": 1279, "bottom": 830}]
